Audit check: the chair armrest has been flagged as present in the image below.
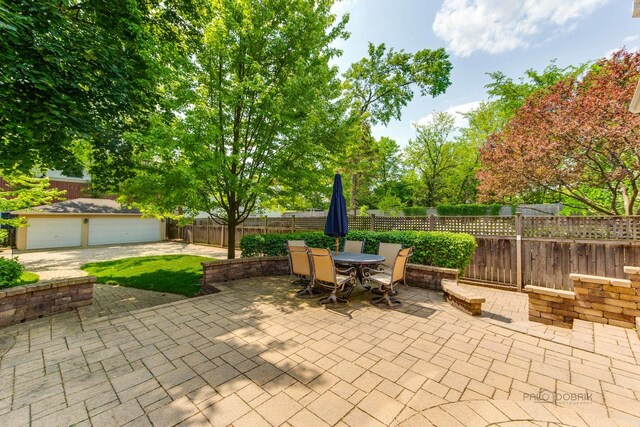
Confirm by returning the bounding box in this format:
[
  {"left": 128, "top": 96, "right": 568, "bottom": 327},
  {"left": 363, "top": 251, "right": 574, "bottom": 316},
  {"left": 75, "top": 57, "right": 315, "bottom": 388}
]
[{"left": 336, "top": 266, "right": 356, "bottom": 276}]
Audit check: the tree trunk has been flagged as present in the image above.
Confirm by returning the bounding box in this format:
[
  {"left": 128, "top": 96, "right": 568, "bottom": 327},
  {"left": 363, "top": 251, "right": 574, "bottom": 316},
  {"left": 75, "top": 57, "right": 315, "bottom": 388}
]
[
  {"left": 227, "top": 218, "right": 236, "bottom": 259},
  {"left": 351, "top": 173, "right": 358, "bottom": 216},
  {"left": 621, "top": 186, "right": 631, "bottom": 216}
]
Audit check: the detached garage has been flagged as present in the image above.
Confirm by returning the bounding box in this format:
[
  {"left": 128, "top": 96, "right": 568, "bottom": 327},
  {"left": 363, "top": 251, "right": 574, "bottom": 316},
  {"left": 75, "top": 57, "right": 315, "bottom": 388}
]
[{"left": 13, "top": 199, "right": 165, "bottom": 250}]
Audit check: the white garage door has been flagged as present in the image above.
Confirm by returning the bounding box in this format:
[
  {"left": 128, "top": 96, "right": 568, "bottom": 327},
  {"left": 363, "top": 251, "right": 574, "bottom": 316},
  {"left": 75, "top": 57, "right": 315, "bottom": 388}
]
[
  {"left": 88, "top": 218, "right": 160, "bottom": 246},
  {"left": 26, "top": 218, "right": 82, "bottom": 250}
]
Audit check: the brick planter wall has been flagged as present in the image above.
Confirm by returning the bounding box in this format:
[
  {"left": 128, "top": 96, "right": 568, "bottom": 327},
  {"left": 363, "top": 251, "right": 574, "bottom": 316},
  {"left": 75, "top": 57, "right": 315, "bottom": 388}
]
[
  {"left": 405, "top": 264, "right": 459, "bottom": 291},
  {"left": 526, "top": 286, "right": 577, "bottom": 328},
  {"left": 201, "top": 257, "right": 458, "bottom": 294},
  {"left": 526, "top": 265, "right": 640, "bottom": 330},
  {"left": 0, "top": 276, "right": 95, "bottom": 326},
  {"left": 201, "top": 257, "right": 290, "bottom": 294}
]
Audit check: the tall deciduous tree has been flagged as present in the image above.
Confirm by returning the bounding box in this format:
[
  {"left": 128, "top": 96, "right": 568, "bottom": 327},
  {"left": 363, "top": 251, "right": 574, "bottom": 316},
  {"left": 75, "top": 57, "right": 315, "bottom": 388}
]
[
  {"left": 341, "top": 43, "right": 452, "bottom": 214},
  {"left": 484, "top": 62, "right": 587, "bottom": 118},
  {"left": 405, "top": 112, "right": 461, "bottom": 206},
  {"left": 479, "top": 50, "right": 640, "bottom": 215},
  {"left": 121, "top": 0, "right": 348, "bottom": 258},
  {"left": 0, "top": 0, "right": 177, "bottom": 175}
]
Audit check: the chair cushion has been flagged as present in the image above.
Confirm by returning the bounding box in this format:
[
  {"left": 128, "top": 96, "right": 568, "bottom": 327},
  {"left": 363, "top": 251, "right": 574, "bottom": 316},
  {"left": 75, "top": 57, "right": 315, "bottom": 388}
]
[{"left": 367, "top": 272, "right": 392, "bottom": 286}]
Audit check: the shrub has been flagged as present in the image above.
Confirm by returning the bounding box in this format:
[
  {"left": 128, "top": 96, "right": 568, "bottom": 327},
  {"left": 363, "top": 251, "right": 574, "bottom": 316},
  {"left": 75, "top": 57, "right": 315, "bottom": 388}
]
[
  {"left": 0, "top": 257, "right": 24, "bottom": 288},
  {"left": 436, "top": 203, "right": 503, "bottom": 216},
  {"left": 0, "top": 230, "right": 7, "bottom": 247},
  {"left": 240, "top": 230, "right": 477, "bottom": 272},
  {"left": 403, "top": 206, "right": 428, "bottom": 216}
]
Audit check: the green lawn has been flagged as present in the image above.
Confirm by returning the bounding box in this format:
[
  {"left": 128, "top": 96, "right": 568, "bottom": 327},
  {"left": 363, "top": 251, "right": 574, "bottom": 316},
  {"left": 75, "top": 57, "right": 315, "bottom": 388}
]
[
  {"left": 81, "top": 255, "right": 215, "bottom": 297},
  {"left": 18, "top": 271, "right": 39, "bottom": 286},
  {"left": 0, "top": 271, "right": 39, "bottom": 289}
]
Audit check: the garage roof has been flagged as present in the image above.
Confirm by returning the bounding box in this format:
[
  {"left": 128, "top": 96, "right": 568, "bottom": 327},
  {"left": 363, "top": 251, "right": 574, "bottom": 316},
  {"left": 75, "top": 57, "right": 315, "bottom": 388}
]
[{"left": 14, "top": 198, "right": 142, "bottom": 215}]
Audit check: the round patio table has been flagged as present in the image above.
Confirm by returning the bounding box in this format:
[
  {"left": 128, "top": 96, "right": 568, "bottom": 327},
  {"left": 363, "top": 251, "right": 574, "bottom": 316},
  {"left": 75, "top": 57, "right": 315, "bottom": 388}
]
[{"left": 333, "top": 252, "right": 384, "bottom": 298}]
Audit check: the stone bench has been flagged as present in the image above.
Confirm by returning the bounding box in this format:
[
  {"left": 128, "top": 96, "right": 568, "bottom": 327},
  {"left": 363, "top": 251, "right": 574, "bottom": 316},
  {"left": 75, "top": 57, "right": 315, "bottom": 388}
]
[{"left": 442, "top": 279, "right": 485, "bottom": 316}]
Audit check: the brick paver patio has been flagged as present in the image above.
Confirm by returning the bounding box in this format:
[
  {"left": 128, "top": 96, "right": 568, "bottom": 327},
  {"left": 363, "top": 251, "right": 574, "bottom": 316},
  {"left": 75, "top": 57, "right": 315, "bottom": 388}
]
[
  {"left": 0, "top": 277, "right": 639, "bottom": 426},
  {"left": 78, "top": 285, "right": 187, "bottom": 321}
]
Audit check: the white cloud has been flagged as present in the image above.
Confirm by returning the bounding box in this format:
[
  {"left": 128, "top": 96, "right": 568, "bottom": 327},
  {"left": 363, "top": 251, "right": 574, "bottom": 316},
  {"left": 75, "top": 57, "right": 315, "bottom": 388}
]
[
  {"left": 624, "top": 35, "right": 639, "bottom": 43},
  {"left": 433, "top": 0, "right": 610, "bottom": 57},
  {"left": 414, "top": 101, "right": 482, "bottom": 129}
]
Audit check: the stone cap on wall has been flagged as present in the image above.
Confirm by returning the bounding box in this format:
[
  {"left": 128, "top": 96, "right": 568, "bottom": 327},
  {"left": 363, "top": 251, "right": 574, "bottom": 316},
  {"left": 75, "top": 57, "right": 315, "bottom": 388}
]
[
  {"left": 569, "top": 273, "right": 631, "bottom": 288},
  {"left": 524, "top": 285, "right": 576, "bottom": 299},
  {"left": 442, "top": 279, "right": 485, "bottom": 303},
  {"left": 624, "top": 266, "right": 640, "bottom": 275},
  {"left": 405, "top": 264, "right": 459, "bottom": 276},
  {"left": 0, "top": 276, "right": 96, "bottom": 298}
]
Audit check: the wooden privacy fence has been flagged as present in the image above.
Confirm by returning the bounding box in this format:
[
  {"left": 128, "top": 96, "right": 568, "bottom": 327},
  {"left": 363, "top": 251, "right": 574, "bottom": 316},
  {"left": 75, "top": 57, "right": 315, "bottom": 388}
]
[{"left": 167, "top": 215, "right": 640, "bottom": 291}]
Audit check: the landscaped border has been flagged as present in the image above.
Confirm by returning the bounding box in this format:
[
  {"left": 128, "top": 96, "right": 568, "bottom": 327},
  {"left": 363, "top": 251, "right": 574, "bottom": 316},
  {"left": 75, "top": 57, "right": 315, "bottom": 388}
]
[{"left": 0, "top": 276, "right": 95, "bottom": 326}]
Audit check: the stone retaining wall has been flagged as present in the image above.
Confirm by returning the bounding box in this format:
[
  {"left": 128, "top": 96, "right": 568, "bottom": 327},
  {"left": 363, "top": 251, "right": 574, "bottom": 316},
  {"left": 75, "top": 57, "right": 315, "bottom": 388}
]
[
  {"left": 201, "top": 257, "right": 458, "bottom": 294},
  {"left": 201, "top": 257, "right": 290, "bottom": 294},
  {"left": 526, "top": 266, "right": 640, "bottom": 329},
  {"left": 0, "top": 276, "right": 95, "bottom": 326},
  {"left": 526, "top": 286, "right": 577, "bottom": 328},
  {"left": 405, "top": 264, "right": 459, "bottom": 291}
]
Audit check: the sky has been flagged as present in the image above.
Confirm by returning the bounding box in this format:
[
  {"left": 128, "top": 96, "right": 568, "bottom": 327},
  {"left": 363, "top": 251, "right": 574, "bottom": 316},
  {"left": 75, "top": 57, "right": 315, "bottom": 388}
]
[{"left": 329, "top": 0, "right": 640, "bottom": 147}]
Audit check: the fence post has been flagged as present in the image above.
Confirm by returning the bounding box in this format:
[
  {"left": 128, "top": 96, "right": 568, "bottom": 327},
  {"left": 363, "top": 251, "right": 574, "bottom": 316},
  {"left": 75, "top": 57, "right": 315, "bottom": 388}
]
[
  {"left": 515, "top": 212, "right": 523, "bottom": 292},
  {"left": 206, "top": 220, "right": 210, "bottom": 245},
  {"left": 221, "top": 224, "right": 225, "bottom": 247},
  {"left": 429, "top": 214, "right": 435, "bottom": 231},
  {"left": 291, "top": 215, "right": 296, "bottom": 233},
  {"left": 370, "top": 214, "right": 376, "bottom": 231},
  {"left": 264, "top": 215, "right": 268, "bottom": 234}
]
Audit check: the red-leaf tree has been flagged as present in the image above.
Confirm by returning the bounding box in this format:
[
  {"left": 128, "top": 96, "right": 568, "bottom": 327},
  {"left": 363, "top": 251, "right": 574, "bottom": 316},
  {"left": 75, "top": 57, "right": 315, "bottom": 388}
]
[{"left": 478, "top": 50, "right": 640, "bottom": 215}]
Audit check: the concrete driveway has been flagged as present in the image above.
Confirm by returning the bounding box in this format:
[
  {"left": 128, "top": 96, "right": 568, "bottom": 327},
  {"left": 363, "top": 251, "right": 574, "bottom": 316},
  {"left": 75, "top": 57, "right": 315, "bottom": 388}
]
[{"left": 3, "top": 241, "right": 239, "bottom": 280}]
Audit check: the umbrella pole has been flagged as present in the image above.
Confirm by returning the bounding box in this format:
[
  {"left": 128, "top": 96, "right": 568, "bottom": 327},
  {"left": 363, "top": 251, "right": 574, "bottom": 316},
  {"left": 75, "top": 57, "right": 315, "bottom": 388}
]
[{"left": 335, "top": 238, "right": 339, "bottom": 255}]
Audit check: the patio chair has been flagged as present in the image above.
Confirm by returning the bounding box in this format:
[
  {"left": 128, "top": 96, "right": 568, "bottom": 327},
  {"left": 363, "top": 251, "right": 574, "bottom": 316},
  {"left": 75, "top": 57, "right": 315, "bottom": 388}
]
[
  {"left": 308, "top": 248, "right": 356, "bottom": 305},
  {"left": 366, "top": 242, "right": 403, "bottom": 294},
  {"left": 364, "top": 247, "right": 413, "bottom": 307},
  {"left": 377, "top": 242, "right": 402, "bottom": 269},
  {"left": 287, "top": 243, "right": 311, "bottom": 287},
  {"left": 343, "top": 239, "right": 365, "bottom": 253}
]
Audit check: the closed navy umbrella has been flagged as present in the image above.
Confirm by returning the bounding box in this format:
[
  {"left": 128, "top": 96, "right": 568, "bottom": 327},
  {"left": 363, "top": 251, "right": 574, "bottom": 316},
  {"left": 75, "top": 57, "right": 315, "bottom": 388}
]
[{"left": 324, "top": 174, "right": 349, "bottom": 254}]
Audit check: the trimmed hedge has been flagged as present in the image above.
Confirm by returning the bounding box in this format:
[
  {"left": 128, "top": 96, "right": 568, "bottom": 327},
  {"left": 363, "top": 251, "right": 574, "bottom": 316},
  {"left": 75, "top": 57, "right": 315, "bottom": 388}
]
[
  {"left": 402, "top": 206, "right": 428, "bottom": 216},
  {"left": 240, "top": 230, "right": 477, "bottom": 272},
  {"left": 436, "top": 204, "right": 503, "bottom": 216}
]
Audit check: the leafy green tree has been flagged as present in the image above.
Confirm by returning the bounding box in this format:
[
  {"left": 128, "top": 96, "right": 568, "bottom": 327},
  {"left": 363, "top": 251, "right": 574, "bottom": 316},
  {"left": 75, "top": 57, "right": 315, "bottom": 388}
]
[
  {"left": 341, "top": 42, "right": 452, "bottom": 214},
  {"left": 377, "top": 194, "right": 404, "bottom": 216},
  {"left": 121, "top": 0, "right": 348, "bottom": 258},
  {"left": 0, "top": 0, "right": 205, "bottom": 186},
  {"left": 484, "top": 61, "right": 587, "bottom": 117},
  {"left": 448, "top": 102, "right": 507, "bottom": 203},
  {"left": 0, "top": 174, "right": 65, "bottom": 227},
  {"left": 371, "top": 137, "right": 404, "bottom": 198},
  {"left": 405, "top": 112, "right": 458, "bottom": 206},
  {"left": 0, "top": 0, "right": 165, "bottom": 175}
]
